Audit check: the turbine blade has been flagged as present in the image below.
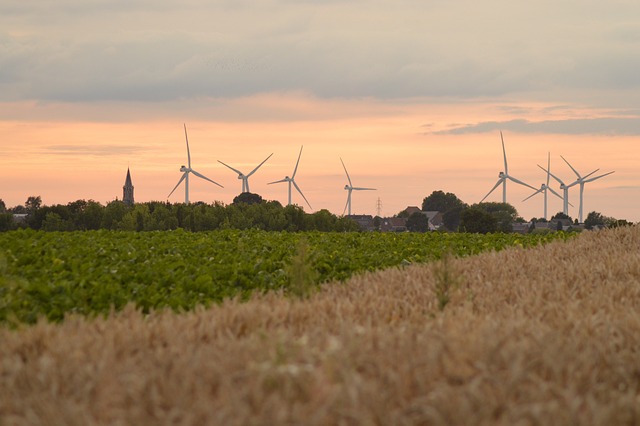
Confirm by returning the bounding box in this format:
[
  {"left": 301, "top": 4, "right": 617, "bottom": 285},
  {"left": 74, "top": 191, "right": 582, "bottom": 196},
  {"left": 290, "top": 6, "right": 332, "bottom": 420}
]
[
  {"left": 561, "top": 155, "right": 581, "bottom": 179},
  {"left": 583, "top": 170, "right": 615, "bottom": 183},
  {"left": 268, "top": 178, "right": 288, "bottom": 185},
  {"left": 292, "top": 180, "right": 312, "bottom": 209},
  {"left": 342, "top": 196, "right": 349, "bottom": 216},
  {"left": 538, "top": 164, "right": 564, "bottom": 185},
  {"left": 500, "top": 131, "right": 508, "bottom": 174},
  {"left": 546, "top": 152, "right": 551, "bottom": 186},
  {"left": 352, "top": 187, "right": 376, "bottom": 191},
  {"left": 548, "top": 187, "right": 564, "bottom": 200},
  {"left": 184, "top": 124, "right": 191, "bottom": 168},
  {"left": 191, "top": 169, "right": 224, "bottom": 188},
  {"left": 522, "top": 188, "right": 544, "bottom": 202},
  {"left": 168, "top": 172, "right": 187, "bottom": 198},
  {"left": 507, "top": 175, "right": 537, "bottom": 190},
  {"left": 218, "top": 160, "right": 243, "bottom": 176},
  {"left": 582, "top": 168, "right": 600, "bottom": 181},
  {"left": 340, "top": 158, "right": 353, "bottom": 186},
  {"left": 481, "top": 179, "right": 503, "bottom": 203},
  {"left": 247, "top": 153, "right": 273, "bottom": 177},
  {"left": 292, "top": 145, "right": 303, "bottom": 179}
]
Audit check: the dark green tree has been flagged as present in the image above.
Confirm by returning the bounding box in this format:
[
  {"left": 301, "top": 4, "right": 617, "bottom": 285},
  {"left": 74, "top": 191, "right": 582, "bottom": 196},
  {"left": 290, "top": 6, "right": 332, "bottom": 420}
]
[
  {"left": 422, "top": 190, "right": 467, "bottom": 231},
  {"left": 442, "top": 206, "right": 464, "bottom": 232},
  {"left": 459, "top": 206, "right": 497, "bottom": 234},
  {"left": 406, "top": 211, "right": 429, "bottom": 232},
  {"left": 25, "top": 195, "right": 42, "bottom": 213},
  {"left": 0, "top": 213, "right": 14, "bottom": 231},
  {"left": 476, "top": 202, "right": 518, "bottom": 233},
  {"left": 233, "top": 192, "right": 264, "bottom": 205},
  {"left": 584, "top": 211, "right": 605, "bottom": 230},
  {"left": 421, "top": 190, "right": 466, "bottom": 212}
]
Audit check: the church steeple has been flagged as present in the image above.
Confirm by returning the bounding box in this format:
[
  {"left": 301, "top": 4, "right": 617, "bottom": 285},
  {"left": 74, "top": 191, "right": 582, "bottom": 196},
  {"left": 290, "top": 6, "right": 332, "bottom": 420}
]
[{"left": 123, "top": 167, "right": 134, "bottom": 205}]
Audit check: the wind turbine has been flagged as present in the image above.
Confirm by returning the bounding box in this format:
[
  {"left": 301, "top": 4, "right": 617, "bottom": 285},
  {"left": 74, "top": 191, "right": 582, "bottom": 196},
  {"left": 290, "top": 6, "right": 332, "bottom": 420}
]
[
  {"left": 268, "top": 146, "right": 312, "bottom": 209},
  {"left": 538, "top": 164, "right": 572, "bottom": 216},
  {"left": 561, "top": 156, "right": 615, "bottom": 223},
  {"left": 341, "top": 158, "right": 376, "bottom": 216},
  {"left": 168, "top": 124, "right": 223, "bottom": 204},
  {"left": 218, "top": 153, "right": 273, "bottom": 193},
  {"left": 481, "top": 132, "right": 537, "bottom": 203},
  {"left": 523, "top": 152, "right": 564, "bottom": 220}
]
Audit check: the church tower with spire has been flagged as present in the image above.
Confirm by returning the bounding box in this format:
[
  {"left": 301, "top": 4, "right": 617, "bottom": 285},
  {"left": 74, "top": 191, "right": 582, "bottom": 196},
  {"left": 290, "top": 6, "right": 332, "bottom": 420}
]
[{"left": 123, "top": 168, "right": 134, "bottom": 205}]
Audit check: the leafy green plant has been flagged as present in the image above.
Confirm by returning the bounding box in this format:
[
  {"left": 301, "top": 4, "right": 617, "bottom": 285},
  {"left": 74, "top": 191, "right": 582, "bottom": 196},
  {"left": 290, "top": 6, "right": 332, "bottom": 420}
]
[{"left": 0, "top": 229, "right": 574, "bottom": 325}]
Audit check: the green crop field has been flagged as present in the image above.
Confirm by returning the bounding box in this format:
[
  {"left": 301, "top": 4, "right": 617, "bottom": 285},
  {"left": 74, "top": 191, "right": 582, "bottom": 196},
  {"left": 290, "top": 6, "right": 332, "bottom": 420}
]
[{"left": 0, "top": 229, "right": 573, "bottom": 325}]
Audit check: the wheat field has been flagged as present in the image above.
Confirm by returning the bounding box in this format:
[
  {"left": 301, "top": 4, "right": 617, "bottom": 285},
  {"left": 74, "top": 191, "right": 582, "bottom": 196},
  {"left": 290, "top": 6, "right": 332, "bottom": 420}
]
[{"left": 2, "top": 226, "right": 640, "bottom": 425}]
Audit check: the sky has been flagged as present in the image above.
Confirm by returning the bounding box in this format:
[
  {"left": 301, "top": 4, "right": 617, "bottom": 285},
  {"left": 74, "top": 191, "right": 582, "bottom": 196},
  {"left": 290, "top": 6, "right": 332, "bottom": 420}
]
[{"left": 1, "top": 0, "right": 639, "bottom": 222}]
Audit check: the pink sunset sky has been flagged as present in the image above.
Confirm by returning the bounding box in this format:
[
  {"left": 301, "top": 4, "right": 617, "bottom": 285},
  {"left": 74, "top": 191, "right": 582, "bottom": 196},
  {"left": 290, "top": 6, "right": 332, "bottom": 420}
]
[{"left": 2, "top": 1, "right": 639, "bottom": 222}]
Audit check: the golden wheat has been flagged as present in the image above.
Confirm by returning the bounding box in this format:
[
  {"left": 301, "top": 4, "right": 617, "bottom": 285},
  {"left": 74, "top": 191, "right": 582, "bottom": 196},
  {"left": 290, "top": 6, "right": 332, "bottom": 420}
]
[{"left": 2, "top": 227, "right": 640, "bottom": 425}]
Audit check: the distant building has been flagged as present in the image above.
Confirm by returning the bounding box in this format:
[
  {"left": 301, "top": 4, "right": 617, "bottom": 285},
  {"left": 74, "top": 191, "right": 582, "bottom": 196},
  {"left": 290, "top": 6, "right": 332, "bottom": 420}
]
[
  {"left": 348, "top": 214, "right": 375, "bottom": 231},
  {"left": 381, "top": 217, "right": 408, "bottom": 232},
  {"left": 123, "top": 168, "right": 134, "bottom": 205}
]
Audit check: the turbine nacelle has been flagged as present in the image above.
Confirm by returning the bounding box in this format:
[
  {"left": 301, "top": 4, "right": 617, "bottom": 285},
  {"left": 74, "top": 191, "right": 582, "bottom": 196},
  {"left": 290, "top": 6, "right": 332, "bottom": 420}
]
[
  {"left": 498, "top": 172, "right": 505, "bottom": 178},
  {"left": 180, "top": 165, "right": 187, "bottom": 172}
]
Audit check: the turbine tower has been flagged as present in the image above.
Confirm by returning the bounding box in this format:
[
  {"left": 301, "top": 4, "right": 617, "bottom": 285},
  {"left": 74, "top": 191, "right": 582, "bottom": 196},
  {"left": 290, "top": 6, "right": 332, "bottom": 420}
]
[
  {"left": 481, "top": 132, "right": 536, "bottom": 203},
  {"left": 268, "top": 146, "right": 312, "bottom": 209},
  {"left": 561, "top": 156, "right": 615, "bottom": 223},
  {"left": 341, "top": 158, "right": 376, "bottom": 216},
  {"left": 168, "top": 124, "right": 223, "bottom": 204},
  {"left": 218, "top": 153, "right": 273, "bottom": 194},
  {"left": 538, "top": 164, "right": 571, "bottom": 216},
  {"left": 523, "top": 152, "right": 564, "bottom": 220}
]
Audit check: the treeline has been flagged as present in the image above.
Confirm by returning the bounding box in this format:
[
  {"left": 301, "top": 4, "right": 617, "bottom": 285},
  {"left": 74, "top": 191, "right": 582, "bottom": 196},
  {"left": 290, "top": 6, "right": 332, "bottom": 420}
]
[{"left": 0, "top": 197, "right": 360, "bottom": 232}]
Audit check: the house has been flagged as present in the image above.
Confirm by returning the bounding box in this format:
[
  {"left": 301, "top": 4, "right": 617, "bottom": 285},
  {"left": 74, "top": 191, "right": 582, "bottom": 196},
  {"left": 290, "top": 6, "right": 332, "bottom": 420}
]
[
  {"left": 12, "top": 214, "right": 28, "bottom": 224},
  {"left": 424, "top": 211, "right": 444, "bottom": 230},
  {"left": 381, "top": 217, "right": 407, "bottom": 232},
  {"left": 511, "top": 222, "right": 531, "bottom": 234},
  {"left": 349, "top": 215, "right": 375, "bottom": 231}
]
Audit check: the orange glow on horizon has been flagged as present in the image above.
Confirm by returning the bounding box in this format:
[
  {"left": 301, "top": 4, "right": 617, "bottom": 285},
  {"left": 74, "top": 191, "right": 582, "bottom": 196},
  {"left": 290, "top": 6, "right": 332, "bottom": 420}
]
[{"left": 1, "top": 96, "right": 638, "bottom": 222}]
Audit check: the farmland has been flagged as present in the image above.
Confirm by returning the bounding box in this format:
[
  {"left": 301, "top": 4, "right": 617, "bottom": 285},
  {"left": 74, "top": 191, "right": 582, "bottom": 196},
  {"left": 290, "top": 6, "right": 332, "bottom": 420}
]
[
  {"left": 2, "top": 226, "right": 640, "bottom": 425},
  {"left": 0, "top": 229, "right": 570, "bottom": 325}
]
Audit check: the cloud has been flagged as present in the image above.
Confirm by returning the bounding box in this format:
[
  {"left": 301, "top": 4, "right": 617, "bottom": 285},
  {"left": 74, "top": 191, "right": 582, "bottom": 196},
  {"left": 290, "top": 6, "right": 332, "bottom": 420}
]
[
  {"left": 2, "top": 0, "right": 640, "bottom": 104},
  {"left": 46, "top": 145, "right": 145, "bottom": 156},
  {"left": 432, "top": 117, "right": 640, "bottom": 136}
]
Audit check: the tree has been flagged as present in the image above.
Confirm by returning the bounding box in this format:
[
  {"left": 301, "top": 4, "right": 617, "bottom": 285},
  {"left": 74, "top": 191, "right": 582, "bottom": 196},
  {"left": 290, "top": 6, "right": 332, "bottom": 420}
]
[
  {"left": 442, "top": 206, "right": 464, "bottom": 232},
  {"left": 476, "top": 202, "right": 518, "bottom": 233},
  {"left": 406, "top": 211, "right": 428, "bottom": 232},
  {"left": 25, "top": 196, "right": 42, "bottom": 212},
  {"left": 422, "top": 190, "right": 466, "bottom": 213},
  {"left": 584, "top": 211, "right": 605, "bottom": 230},
  {"left": 0, "top": 199, "right": 6, "bottom": 213},
  {"left": 422, "top": 190, "right": 467, "bottom": 231},
  {"left": 233, "top": 192, "right": 264, "bottom": 205},
  {"left": 459, "top": 207, "right": 497, "bottom": 234},
  {"left": 551, "top": 212, "right": 571, "bottom": 221},
  {"left": 0, "top": 213, "right": 14, "bottom": 231}
]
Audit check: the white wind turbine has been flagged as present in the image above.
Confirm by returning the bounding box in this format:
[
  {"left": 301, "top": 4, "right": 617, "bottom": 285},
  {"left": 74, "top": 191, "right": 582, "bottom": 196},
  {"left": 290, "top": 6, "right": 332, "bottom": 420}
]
[
  {"left": 168, "top": 124, "right": 223, "bottom": 204},
  {"left": 341, "top": 158, "right": 376, "bottom": 216},
  {"left": 538, "top": 164, "right": 571, "bottom": 217},
  {"left": 268, "top": 146, "right": 312, "bottom": 209},
  {"left": 561, "top": 156, "right": 615, "bottom": 223},
  {"left": 481, "top": 132, "right": 537, "bottom": 203},
  {"left": 523, "top": 152, "right": 564, "bottom": 220},
  {"left": 218, "top": 153, "right": 273, "bottom": 193}
]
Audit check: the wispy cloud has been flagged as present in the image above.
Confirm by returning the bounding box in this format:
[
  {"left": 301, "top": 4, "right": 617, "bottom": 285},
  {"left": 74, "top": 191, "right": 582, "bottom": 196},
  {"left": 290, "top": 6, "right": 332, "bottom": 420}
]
[
  {"left": 432, "top": 117, "right": 640, "bottom": 136},
  {"left": 46, "top": 145, "right": 145, "bottom": 156}
]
